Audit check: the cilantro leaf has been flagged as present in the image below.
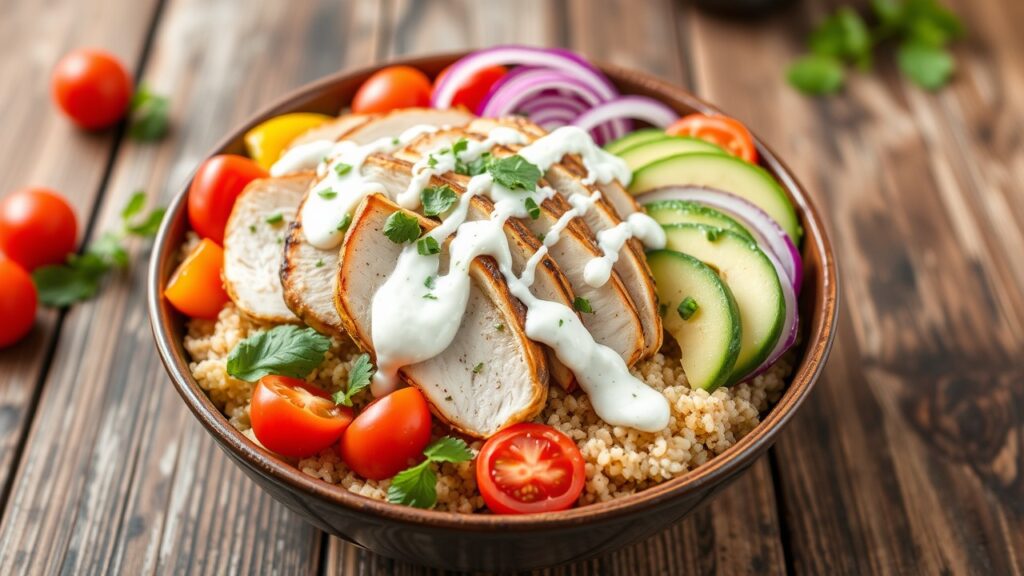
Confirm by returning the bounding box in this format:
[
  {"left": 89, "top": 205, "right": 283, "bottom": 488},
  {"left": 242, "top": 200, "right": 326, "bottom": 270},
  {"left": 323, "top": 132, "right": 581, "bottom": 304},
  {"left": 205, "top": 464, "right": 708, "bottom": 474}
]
[
  {"left": 573, "top": 296, "right": 594, "bottom": 314},
  {"left": 129, "top": 84, "right": 170, "bottom": 141},
  {"left": 488, "top": 155, "right": 541, "bottom": 191},
  {"left": 787, "top": 54, "right": 845, "bottom": 95},
  {"left": 456, "top": 152, "right": 491, "bottom": 176},
  {"left": 333, "top": 353, "right": 374, "bottom": 407},
  {"left": 382, "top": 212, "right": 422, "bottom": 244},
  {"left": 449, "top": 138, "right": 469, "bottom": 156},
  {"left": 417, "top": 236, "right": 440, "bottom": 256},
  {"left": 226, "top": 325, "right": 331, "bottom": 382},
  {"left": 32, "top": 261, "right": 104, "bottom": 307},
  {"left": 423, "top": 436, "right": 473, "bottom": 463},
  {"left": 386, "top": 436, "right": 473, "bottom": 508},
  {"left": 897, "top": 42, "right": 954, "bottom": 89},
  {"left": 420, "top": 185, "right": 457, "bottom": 216}
]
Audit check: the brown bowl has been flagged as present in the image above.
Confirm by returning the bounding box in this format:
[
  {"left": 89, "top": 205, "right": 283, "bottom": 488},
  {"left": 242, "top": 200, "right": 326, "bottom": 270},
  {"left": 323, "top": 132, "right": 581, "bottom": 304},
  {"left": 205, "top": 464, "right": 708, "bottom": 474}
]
[{"left": 148, "top": 53, "right": 839, "bottom": 572}]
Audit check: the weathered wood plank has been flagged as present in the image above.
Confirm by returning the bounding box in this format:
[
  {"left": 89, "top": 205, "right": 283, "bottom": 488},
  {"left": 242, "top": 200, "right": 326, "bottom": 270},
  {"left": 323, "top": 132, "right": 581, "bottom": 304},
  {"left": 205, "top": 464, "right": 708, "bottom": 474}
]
[
  {"left": 681, "top": 0, "right": 1024, "bottom": 573},
  {"left": 0, "top": 0, "right": 162, "bottom": 513},
  {"left": 0, "top": 0, "right": 382, "bottom": 574}
]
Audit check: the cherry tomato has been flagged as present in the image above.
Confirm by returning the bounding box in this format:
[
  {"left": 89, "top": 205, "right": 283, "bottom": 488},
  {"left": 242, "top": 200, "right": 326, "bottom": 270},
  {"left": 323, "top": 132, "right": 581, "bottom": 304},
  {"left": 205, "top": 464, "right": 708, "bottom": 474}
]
[
  {"left": 0, "top": 258, "right": 38, "bottom": 348},
  {"left": 340, "top": 387, "right": 432, "bottom": 480},
  {"left": 244, "top": 113, "right": 333, "bottom": 170},
  {"left": 188, "top": 155, "right": 267, "bottom": 244},
  {"left": 51, "top": 49, "right": 133, "bottom": 130},
  {"left": 433, "top": 64, "right": 507, "bottom": 113},
  {"left": 351, "top": 66, "right": 432, "bottom": 114},
  {"left": 250, "top": 376, "right": 354, "bottom": 459},
  {"left": 0, "top": 188, "right": 78, "bottom": 271},
  {"left": 476, "top": 423, "right": 585, "bottom": 514},
  {"left": 666, "top": 113, "right": 758, "bottom": 163},
  {"left": 164, "top": 238, "right": 230, "bottom": 319}
]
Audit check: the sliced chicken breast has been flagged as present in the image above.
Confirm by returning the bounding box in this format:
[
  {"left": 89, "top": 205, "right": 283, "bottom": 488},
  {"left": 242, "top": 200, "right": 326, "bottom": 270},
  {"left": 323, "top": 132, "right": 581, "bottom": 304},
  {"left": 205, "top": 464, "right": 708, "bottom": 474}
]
[
  {"left": 335, "top": 194, "right": 548, "bottom": 438},
  {"left": 281, "top": 194, "right": 345, "bottom": 336},
  {"left": 223, "top": 175, "right": 311, "bottom": 322},
  {"left": 286, "top": 113, "right": 373, "bottom": 150},
  {"left": 340, "top": 108, "right": 475, "bottom": 145}
]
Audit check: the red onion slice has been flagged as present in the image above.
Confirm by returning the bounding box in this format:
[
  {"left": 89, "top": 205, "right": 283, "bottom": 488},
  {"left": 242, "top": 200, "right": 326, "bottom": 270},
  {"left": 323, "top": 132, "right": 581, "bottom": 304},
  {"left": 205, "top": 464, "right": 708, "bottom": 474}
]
[
  {"left": 572, "top": 96, "right": 678, "bottom": 132},
  {"left": 746, "top": 248, "right": 799, "bottom": 379},
  {"left": 637, "top": 186, "right": 803, "bottom": 295}
]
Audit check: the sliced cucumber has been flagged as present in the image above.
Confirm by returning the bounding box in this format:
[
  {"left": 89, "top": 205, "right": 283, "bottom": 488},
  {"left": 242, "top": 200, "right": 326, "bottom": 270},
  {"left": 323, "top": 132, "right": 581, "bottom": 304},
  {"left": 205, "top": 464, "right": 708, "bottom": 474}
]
[
  {"left": 662, "top": 223, "right": 784, "bottom": 382},
  {"left": 629, "top": 153, "right": 801, "bottom": 245},
  {"left": 618, "top": 136, "right": 725, "bottom": 172},
  {"left": 644, "top": 200, "right": 753, "bottom": 242},
  {"left": 647, "top": 250, "right": 741, "bottom": 391},
  {"left": 604, "top": 128, "right": 666, "bottom": 155}
]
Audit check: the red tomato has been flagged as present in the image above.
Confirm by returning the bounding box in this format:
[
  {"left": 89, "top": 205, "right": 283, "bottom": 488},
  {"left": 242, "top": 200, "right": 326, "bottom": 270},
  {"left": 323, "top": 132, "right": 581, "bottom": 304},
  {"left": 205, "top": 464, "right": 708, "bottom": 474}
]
[
  {"left": 476, "top": 423, "right": 585, "bottom": 514},
  {"left": 433, "top": 65, "right": 507, "bottom": 113},
  {"left": 250, "top": 376, "right": 354, "bottom": 459},
  {"left": 0, "top": 188, "right": 78, "bottom": 270},
  {"left": 340, "top": 387, "right": 432, "bottom": 480},
  {"left": 188, "top": 155, "right": 267, "bottom": 244},
  {"left": 666, "top": 113, "right": 758, "bottom": 163},
  {"left": 0, "top": 258, "right": 37, "bottom": 348},
  {"left": 164, "top": 238, "right": 230, "bottom": 319},
  {"left": 351, "top": 66, "right": 432, "bottom": 114},
  {"left": 51, "top": 49, "right": 133, "bottom": 130}
]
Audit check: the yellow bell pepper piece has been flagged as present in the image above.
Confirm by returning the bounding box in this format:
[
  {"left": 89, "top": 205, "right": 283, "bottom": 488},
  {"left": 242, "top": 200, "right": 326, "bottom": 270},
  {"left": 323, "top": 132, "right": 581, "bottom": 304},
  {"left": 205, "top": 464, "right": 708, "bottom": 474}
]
[{"left": 244, "top": 113, "right": 333, "bottom": 170}]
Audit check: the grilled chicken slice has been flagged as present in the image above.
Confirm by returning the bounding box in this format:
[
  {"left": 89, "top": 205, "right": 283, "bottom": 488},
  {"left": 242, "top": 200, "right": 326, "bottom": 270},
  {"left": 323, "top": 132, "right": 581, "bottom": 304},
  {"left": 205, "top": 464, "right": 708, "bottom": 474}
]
[
  {"left": 281, "top": 192, "right": 346, "bottom": 336},
  {"left": 286, "top": 113, "right": 373, "bottom": 150},
  {"left": 340, "top": 107, "right": 474, "bottom": 145},
  {"left": 335, "top": 194, "right": 548, "bottom": 438},
  {"left": 468, "top": 117, "right": 641, "bottom": 218},
  {"left": 361, "top": 154, "right": 578, "bottom": 390},
  {"left": 223, "top": 175, "right": 310, "bottom": 322},
  {"left": 400, "top": 129, "right": 645, "bottom": 366}
]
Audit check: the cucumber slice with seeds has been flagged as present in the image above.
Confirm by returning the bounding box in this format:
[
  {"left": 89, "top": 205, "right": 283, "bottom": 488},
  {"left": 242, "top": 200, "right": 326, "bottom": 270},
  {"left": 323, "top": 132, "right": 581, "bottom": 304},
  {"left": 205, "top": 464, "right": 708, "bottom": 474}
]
[{"left": 644, "top": 200, "right": 753, "bottom": 241}]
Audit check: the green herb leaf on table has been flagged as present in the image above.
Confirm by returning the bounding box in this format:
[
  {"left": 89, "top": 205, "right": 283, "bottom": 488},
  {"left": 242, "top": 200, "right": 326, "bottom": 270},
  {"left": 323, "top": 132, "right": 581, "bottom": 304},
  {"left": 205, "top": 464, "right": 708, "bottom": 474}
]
[
  {"left": 420, "top": 185, "right": 457, "bottom": 216},
  {"left": 897, "top": 42, "right": 954, "bottom": 89},
  {"left": 383, "top": 212, "right": 422, "bottom": 244},
  {"left": 809, "top": 7, "right": 872, "bottom": 69},
  {"left": 487, "top": 155, "right": 541, "bottom": 192},
  {"left": 226, "top": 325, "right": 331, "bottom": 382},
  {"left": 129, "top": 84, "right": 170, "bottom": 141},
  {"left": 787, "top": 55, "right": 846, "bottom": 95},
  {"left": 332, "top": 353, "right": 375, "bottom": 407},
  {"left": 387, "top": 436, "right": 473, "bottom": 508},
  {"left": 32, "top": 261, "right": 105, "bottom": 307}
]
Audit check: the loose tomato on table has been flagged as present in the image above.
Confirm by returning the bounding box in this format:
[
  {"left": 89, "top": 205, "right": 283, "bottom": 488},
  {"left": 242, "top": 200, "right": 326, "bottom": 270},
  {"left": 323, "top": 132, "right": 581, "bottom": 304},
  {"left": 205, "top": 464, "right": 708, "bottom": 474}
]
[
  {"left": 351, "top": 66, "right": 432, "bottom": 114},
  {"left": 666, "top": 113, "right": 758, "bottom": 163},
  {"left": 164, "top": 238, "right": 230, "bottom": 319},
  {"left": 340, "top": 386, "right": 432, "bottom": 480},
  {"left": 0, "top": 188, "right": 78, "bottom": 271},
  {"left": 433, "top": 64, "right": 507, "bottom": 113},
  {"left": 244, "top": 113, "right": 333, "bottom": 170},
  {"left": 250, "top": 376, "right": 354, "bottom": 459},
  {"left": 0, "top": 258, "right": 38, "bottom": 348},
  {"left": 476, "top": 423, "right": 585, "bottom": 514},
  {"left": 187, "top": 154, "right": 267, "bottom": 244},
  {"left": 51, "top": 48, "right": 133, "bottom": 130}
]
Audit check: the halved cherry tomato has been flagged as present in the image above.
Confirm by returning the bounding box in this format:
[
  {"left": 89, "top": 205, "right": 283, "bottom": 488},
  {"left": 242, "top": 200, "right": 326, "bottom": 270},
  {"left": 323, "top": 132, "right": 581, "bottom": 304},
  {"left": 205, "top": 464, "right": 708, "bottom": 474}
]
[
  {"left": 164, "top": 238, "right": 230, "bottom": 319},
  {"left": 51, "top": 48, "right": 133, "bottom": 130},
  {"left": 187, "top": 154, "right": 267, "bottom": 244},
  {"left": 433, "top": 64, "right": 507, "bottom": 113},
  {"left": 666, "top": 113, "right": 758, "bottom": 163},
  {"left": 0, "top": 258, "right": 37, "bottom": 348},
  {"left": 244, "top": 113, "right": 333, "bottom": 170},
  {"left": 340, "top": 387, "right": 432, "bottom": 480},
  {"left": 0, "top": 187, "right": 78, "bottom": 271},
  {"left": 351, "top": 66, "right": 432, "bottom": 114},
  {"left": 250, "top": 376, "right": 354, "bottom": 459},
  {"left": 476, "top": 423, "right": 585, "bottom": 514}
]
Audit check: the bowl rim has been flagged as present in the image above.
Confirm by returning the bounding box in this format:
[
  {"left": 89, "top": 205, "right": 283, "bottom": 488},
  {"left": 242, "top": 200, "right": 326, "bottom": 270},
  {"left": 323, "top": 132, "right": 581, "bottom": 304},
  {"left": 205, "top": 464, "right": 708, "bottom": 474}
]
[{"left": 148, "top": 52, "right": 839, "bottom": 532}]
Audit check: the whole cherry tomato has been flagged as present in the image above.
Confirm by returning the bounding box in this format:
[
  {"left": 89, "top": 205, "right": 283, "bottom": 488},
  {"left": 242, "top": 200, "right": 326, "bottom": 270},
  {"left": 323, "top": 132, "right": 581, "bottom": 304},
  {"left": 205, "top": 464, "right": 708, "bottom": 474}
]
[
  {"left": 666, "top": 113, "right": 758, "bottom": 163},
  {"left": 340, "top": 387, "right": 432, "bottom": 480},
  {"left": 0, "top": 188, "right": 78, "bottom": 270},
  {"left": 164, "top": 238, "right": 230, "bottom": 319},
  {"left": 187, "top": 155, "right": 267, "bottom": 244},
  {"left": 51, "top": 48, "right": 133, "bottom": 130},
  {"left": 352, "top": 66, "right": 432, "bottom": 114},
  {"left": 433, "top": 65, "right": 507, "bottom": 113},
  {"left": 250, "top": 376, "right": 354, "bottom": 459},
  {"left": 0, "top": 258, "right": 38, "bottom": 348}
]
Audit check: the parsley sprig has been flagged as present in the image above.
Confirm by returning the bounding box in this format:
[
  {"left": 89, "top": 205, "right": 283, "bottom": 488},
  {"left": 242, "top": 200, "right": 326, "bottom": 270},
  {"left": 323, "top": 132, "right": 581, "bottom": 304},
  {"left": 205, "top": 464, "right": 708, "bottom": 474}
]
[
  {"left": 332, "top": 353, "right": 374, "bottom": 407},
  {"left": 386, "top": 436, "right": 474, "bottom": 508},
  {"left": 129, "top": 84, "right": 170, "bottom": 141},
  {"left": 787, "top": 0, "right": 964, "bottom": 95},
  {"left": 487, "top": 155, "right": 542, "bottom": 192},
  {"left": 382, "top": 211, "right": 421, "bottom": 244},
  {"left": 420, "top": 185, "right": 457, "bottom": 217},
  {"left": 226, "top": 325, "right": 331, "bottom": 382},
  {"left": 32, "top": 191, "right": 165, "bottom": 307}
]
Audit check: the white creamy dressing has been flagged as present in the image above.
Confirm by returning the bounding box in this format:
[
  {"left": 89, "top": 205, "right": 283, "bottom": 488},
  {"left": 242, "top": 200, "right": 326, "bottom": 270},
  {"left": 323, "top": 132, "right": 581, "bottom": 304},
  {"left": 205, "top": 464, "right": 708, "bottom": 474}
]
[
  {"left": 278, "top": 124, "right": 670, "bottom": 432},
  {"left": 584, "top": 213, "right": 667, "bottom": 287}
]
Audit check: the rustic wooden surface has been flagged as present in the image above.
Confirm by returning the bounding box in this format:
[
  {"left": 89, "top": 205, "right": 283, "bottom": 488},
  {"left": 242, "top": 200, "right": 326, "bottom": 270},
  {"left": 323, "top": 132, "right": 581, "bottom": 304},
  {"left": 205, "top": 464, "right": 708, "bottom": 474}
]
[{"left": 0, "top": 0, "right": 1020, "bottom": 573}]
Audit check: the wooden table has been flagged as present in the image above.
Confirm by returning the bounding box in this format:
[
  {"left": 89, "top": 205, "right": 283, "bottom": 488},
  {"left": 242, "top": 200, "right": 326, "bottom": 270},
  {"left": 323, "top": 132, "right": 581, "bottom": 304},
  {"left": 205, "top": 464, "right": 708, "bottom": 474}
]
[{"left": 1, "top": 0, "right": 1021, "bottom": 573}]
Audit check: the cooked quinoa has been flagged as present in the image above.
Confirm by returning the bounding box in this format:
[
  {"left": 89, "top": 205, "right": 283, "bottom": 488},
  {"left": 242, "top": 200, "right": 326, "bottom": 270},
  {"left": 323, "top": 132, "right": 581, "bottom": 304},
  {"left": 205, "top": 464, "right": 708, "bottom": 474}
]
[{"left": 184, "top": 303, "right": 789, "bottom": 513}]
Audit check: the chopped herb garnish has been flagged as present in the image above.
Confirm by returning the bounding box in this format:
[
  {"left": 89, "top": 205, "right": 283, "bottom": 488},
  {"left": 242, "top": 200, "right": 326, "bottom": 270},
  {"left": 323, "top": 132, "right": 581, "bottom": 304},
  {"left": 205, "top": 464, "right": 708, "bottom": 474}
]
[
  {"left": 265, "top": 212, "right": 284, "bottom": 225},
  {"left": 659, "top": 303, "right": 668, "bottom": 317},
  {"left": 332, "top": 353, "right": 374, "bottom": 407},
  {"left": 427, "top": 155, "right": 438, "bottom": 169},
  {"left": 537, "top": 233, "right": 545, "bottom": 243},
  {"left": 573, "top": 296, "right": 594, "bottom": 314},
  {"left": 318, "top": 188, "right": 338, "bottom": 200},
  {"left": 315, "top": 259, "right": 324, "bottom": 268},
  {"left": 487, "top": 155, "right": 541, "bottom": 192},
  {"left": 472, "top": 362, "right": 484, "bottom": 374},
  {"left": 417, "top": 236, "right": 441, "bottom": 256},
  {"left": 423, "top": 293, "right": 438, "bottom": 300},
  {"left": 387, "top": 437, "right": 473, "bottom": 508},
  {"left": 226, "top": 325, "right": 331, "bottom": 382},
  {"left": 333, "top": 162, "right": 353, "bottom": 177},
  {"left": 382, "top": 212, "right": 421, "bottom": 244},
  {"left": 456, "top": 152, "right": 491, "bottom": 176},
  {"left": 420, "top": 185, "right": 457, "bottom": 216},
  {"left": 449, "top": 138, "right": 468, "bottom": 156},
  {"left": 495, "top": 323, "right": 505, "bottom": 332},
  {"left": 128, "top": 84, "right": 170, "bottom": 141},
  {"left": 558, "top": 318, "right": 564, "bottom": 327},
  {"left": 677, "top": 297, "right": 699, "bottom": 321},
  {"left": 336, "top": 213, "right": 352, "bottom": 232},
  {"left": 424, "top": 276, "right": 436, "bottom": 289},
  {"left": 249, "top": 225, "right": 257, "bottom": 233},
  {"left": 391, "top": 137, "right": 400, "bottom": 146},
  {"left": 524, "top": 197, "right": 540, "bottom": 220}
]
